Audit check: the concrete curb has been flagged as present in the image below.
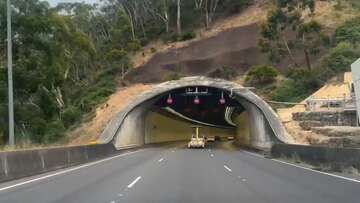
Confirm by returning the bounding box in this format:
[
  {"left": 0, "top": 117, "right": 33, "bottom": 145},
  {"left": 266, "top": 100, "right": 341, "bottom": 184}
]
[{"left": 271, "top": 144, "right": 360, "bottom": 170}]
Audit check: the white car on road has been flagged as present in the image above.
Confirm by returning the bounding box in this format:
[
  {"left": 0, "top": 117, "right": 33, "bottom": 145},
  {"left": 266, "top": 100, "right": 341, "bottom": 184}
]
[{"left": 188, "top": 126, "right": 205, "bottom": 148}]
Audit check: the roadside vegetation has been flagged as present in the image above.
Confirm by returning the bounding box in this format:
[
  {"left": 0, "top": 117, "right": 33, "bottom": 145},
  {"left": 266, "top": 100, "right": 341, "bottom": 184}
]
[{"left": 246, "top": 0, "right": 360, "bottom": 103}]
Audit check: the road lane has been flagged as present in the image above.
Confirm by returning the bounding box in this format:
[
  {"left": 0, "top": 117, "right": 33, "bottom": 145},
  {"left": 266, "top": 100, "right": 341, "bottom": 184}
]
[
  {"left": 212, "top": 143, "right": 360, "bottom": 203},
  {"left": 121, "top": 144, "right": 274, "bottom": 203},
  {"left": 0, "top": 142, "right": 358, "bottom": 203},
  {"left": 0, "top": 144, "right": 176, "bottom": 203}
]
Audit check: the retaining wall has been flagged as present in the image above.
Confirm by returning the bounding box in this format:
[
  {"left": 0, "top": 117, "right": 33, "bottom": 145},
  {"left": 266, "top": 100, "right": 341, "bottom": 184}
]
[
  {"left": 293, "top": 111, "right": 357, "bottom": 127},
  {"left": 0, "top": 144, "right": 123, "bottom": 183},
  {"left": 271, "top": 144, "right": 360, "bottom": 171}
]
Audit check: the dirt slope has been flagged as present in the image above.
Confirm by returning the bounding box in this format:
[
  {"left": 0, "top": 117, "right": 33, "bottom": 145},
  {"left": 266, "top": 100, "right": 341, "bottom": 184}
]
[
  {"left": 127, "top": 24, "right": 271, "bottom": 83},
  {"left": 68, "top": 84, "right": 153, "bottom": 145},
  {"left": 127, "top": 0, "right": 360, "bottom": 84}
]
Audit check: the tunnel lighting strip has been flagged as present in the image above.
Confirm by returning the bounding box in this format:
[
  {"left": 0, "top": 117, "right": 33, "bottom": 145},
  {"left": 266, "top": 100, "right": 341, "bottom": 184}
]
[
  {"left": 225, "top": 107, "right": 236, "bottom": 126},
  {"left": 163, "top": 107, "right": 233, "bottom": 129}
]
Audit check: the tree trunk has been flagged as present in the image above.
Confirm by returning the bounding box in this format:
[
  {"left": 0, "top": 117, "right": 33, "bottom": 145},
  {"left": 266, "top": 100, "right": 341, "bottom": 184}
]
[
  {"left": 205, "top": 0, "right": 210, "bottom": 28},
  {"left": 165, "top": 11, "right": 169, "bottom": 33},
  {"left": 121, "top": 64, "right": 125, "bottom": 79},
  {"left": 129, "top": 16, "right": 136, "bottom": 41},
  {"left": 140, "top": 19, "right": 147, "bottom": 39},
  {"left": 123, "top": 6, "right": 136, "bottom": 40},
  {"left": 302, "top": 34, "right": 311, "bottom": 72},
  {"left": 304, "top": 49, "right": 312, "bottom": 72},
  {"left": 281, "top": 36, "right": 299, "bottom": 68},
  {"left": 177, "top": 0, "right": 182, "bottom": 36}
]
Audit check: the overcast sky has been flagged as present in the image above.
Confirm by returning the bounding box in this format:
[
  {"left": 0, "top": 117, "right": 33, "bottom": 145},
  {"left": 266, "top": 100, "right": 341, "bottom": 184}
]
[{"left": 47, "top": 0, "right": 99, "bottom": 7}]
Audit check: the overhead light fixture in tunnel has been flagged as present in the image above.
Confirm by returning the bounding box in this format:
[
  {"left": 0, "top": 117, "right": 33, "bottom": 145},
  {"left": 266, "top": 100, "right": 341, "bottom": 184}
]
[
  {"left": 194, "top": 96, "right": 200, "bottom": 105},
  {"left": 219, "top": 92, "right": 226, "bottom": 105},
  {"left": 166, "top": 94, "right": 173, "bottom": 105}
]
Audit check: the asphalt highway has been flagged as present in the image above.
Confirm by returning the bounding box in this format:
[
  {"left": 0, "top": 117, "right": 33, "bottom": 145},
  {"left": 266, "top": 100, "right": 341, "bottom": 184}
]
[{"left": 0, "top": 142, "right": 359, "bottom": 203}]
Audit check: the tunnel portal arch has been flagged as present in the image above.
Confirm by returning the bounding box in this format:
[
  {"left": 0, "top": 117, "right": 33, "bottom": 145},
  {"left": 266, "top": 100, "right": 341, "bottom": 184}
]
[{"left": 98, "top": 77, "right": 294, "bottom": 150}]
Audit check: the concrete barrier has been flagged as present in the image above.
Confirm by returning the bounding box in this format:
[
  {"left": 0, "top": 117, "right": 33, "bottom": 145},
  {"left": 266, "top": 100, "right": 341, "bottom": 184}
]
[
  {"left": 0, "top": 144, "right": 121, "bottom": 183},
  {"left": 271, "top": 144, "right": 360, "bottom": 170}
]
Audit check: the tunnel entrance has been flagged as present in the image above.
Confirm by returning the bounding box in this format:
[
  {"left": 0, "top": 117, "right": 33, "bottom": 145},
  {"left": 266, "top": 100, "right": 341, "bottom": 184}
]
[
  {"left": 99, "top": 77, "right": 293, "bottom": 150},
  {"left": 144, "top": 86, "right": 241, "bottom": 144}
]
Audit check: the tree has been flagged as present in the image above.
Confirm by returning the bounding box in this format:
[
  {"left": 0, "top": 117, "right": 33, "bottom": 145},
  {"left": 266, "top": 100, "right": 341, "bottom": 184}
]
[
  {"left": 259, "top": 0, "right": 316, "bottom": 68},
  {"left": 150, "top": 0, "right": 170, "bottom": 33},
  {"left": 106, "top": 49, "right": 131, "bottom": 79},
  {"left": 0, "top": 0, "right": 102, "bottom": 144},
  {"left": 176, "top": 0, "right": 182, "bottom": 36},
  {"left": 334, "top": 17, "right": 360, "bottom": 45},
  {"left": 321, "top": 42, "right": 360, "bottom": 74},
  {"left": 297, "top": 20, "right": 327, "bottom": 71},
  {"left": 245, "top": 65, "right": 279, "bottom": 85},
  {"left": 204, "top": 0, "right": 220, "bottom": 28}
]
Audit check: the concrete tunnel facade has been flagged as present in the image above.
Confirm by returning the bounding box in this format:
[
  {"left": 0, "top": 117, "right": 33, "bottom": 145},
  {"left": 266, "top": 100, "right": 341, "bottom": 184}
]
[{"left": 98, "top": 77, "right": 294, "bottom": 150}]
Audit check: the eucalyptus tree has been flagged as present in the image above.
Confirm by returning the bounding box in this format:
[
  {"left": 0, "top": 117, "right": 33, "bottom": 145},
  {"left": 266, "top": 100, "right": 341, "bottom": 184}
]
[
  {"left": 148, "top": 0, "right": 171, "bottom": 33},
  {"left": 259, "top": 0, "right": 317, "bottom": 68},
  {"left": 297, "top": 20, "right": 327, "bottom": 71}
]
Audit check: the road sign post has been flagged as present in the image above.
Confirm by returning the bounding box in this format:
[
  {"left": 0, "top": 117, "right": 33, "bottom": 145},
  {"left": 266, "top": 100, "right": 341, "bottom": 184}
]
[
  {"left": 351, "top": 58, "right": 360, "bottom": 126},
  {"left": 7, "top": 0, "right": 15, "bottom": 146}
]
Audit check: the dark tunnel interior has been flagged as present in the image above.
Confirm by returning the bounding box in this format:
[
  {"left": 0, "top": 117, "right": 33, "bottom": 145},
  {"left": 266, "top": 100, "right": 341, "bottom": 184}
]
[{"left": 152, "top": 86, "right": 245, "bottom": 128}]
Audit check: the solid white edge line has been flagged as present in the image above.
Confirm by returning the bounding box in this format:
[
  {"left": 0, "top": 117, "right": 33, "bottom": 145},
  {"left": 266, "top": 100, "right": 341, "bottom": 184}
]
[
  {"left": 241, "top": 150, "right": 360, "bottom": 183},
  {"left": 0, "top": 149, "right": 144, "bottom": 192},
  {"left": 271, "top": 159, "right": 360, "bottom": 183},
  {"left": 127, "top": 176, "right": 142, "bottom": 188},
  {"left": 240, "top": 150, "right": 263, "bottom": 158},
  {"left": 224, "top": 165, "right": 232, "bottom": 172}
]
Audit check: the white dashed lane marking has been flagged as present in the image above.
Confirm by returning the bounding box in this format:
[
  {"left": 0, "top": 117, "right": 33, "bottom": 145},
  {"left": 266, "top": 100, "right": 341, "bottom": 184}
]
[
  {"left": 127, "top": 176, "right": 142, "bottom": 189},
  {"left": 0, "top": 150, "right": 144, "bottom": 192},
  {"left": 224, "top": 165, "right": 232, "bottom": 172},
  {"left": 158, "top": 158, "right": 164, "bottom": 162}
]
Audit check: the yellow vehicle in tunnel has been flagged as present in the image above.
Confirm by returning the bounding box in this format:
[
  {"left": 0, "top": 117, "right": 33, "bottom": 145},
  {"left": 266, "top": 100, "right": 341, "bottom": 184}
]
[{"left": 188, "top": 126, "right": 206, "bottom": 148}]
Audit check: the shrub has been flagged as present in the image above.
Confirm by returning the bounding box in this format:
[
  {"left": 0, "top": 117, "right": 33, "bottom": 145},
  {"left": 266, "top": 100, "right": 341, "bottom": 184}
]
[
  {"left": 127, "top": 39, "right": 141, "bottom": 52},
  {"left": 61, "top": 106, "right": 81, "bottom": 127},
  {"left": 181, "top": 31, "right": 196, "bottom": 41},
  {"left": 29, "top": 117, "right": 47, "bottom": 143},
  {"left": 221, "top": 0, "right": 253, "bottom": 13},
  {"left": 43, "top": 120, "right": 66, "bottom": 143},
  {"left": 271, "top": 79, "right": 310, "bottom": 102},
  {"left": 334, "top": 17, "right": 360, "bottom": 45},
  {"left": 208, "top": 66, "right": 238, "bottom": 80},
  {"left": 163, "top": 72, "right": 183, "bottom": 81},
  {"left": 245, "top": 65, "right": 279, "bottom": 85},
  {"left": 150, "top": 47, "right": 157, "bottom": 53},
  {"left": 162, "top": 33, "right": 179, "bottom": 43},
  {"left": 321, "top": 42, "right": 360, "bottom": 73}
]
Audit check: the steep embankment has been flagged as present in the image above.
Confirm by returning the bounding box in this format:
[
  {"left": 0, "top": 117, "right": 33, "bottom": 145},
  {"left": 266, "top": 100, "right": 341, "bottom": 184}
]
[
  {"left": 126, "top": 0, "right": 360, "bottom": 84},
  {"left": 68, "top": 84, "right": 153, "bottom": 145},
  {"left": 127, "top": 23, "right": 269, "bottom": 83}
]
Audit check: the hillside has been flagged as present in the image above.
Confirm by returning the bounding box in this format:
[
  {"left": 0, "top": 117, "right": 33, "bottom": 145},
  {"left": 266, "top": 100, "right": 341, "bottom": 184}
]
[
  {"left": 126, "top": 0, "right": 360, "bottom": 84},
  {"left": 68, "top": 0, "right": 360, "bottom": 144}
]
